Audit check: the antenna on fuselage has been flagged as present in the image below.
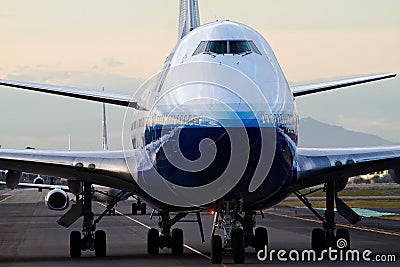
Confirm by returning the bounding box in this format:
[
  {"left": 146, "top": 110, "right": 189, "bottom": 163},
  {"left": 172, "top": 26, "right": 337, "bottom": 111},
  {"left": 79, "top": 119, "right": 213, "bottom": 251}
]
[{"left": 178, "top": 0, "right": 200, "bottom": 39}]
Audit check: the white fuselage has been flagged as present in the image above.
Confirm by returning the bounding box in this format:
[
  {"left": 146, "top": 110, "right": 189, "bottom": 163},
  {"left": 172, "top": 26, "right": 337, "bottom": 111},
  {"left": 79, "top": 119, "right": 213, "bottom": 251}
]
[{"left": 125, "top": 21, "right": 298, "bottom": 210}]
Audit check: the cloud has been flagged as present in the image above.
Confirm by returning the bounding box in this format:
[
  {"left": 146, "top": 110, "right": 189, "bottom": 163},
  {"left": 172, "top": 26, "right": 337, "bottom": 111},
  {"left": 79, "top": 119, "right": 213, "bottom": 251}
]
[
  {"left": 337, "top": 116, "right": 387, "bottom": 128},
  {"left": 104, "top": 57, "right": 124, "bottom": 67},
  {"left": 15, "top": 65, "right": 30, "bottom": 72},
  {"left": 6, "top": 71, "right": 72, "bottom": 84}
]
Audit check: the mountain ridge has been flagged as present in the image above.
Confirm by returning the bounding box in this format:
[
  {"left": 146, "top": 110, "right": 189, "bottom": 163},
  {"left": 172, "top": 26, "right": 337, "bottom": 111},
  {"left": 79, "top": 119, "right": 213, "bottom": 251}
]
[{"left": 298, "top": 117, "right": 396, "bottom": 148}]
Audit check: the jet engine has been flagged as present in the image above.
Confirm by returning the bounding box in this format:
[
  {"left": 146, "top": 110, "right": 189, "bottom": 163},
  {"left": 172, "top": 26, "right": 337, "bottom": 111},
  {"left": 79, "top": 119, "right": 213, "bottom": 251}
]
[
  {"left": 45, "top": 188, "right": 69, "bottom": 210},
  {"left": 33, "top": 175, "right": 44, "bottom": 184},
  {"left": 5, "top": 170, "right": 22, "bottom": 189},
  {"left": 389, "top": 169, "right": 400, "bottom": 184},
  {"left": 336, "top": 177, "right": 349, "bottom": 192}
]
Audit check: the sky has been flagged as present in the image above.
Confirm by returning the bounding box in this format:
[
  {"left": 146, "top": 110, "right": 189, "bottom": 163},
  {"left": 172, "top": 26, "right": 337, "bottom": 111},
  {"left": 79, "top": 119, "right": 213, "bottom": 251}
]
[{"left": 0, "top": 0, "right": 399, "bottom": 149}]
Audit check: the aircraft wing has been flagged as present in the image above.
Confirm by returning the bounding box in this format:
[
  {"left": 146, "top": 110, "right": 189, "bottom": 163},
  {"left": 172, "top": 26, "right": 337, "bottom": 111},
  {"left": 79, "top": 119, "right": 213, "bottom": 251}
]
[
  {"left": 292, "top": 146, "right": 400, "bottom": 190},
  {"left": 0, "top": 79, "right": 143, "bottom": 109},
  {"left": 291, "top": 73, "right": 396, "bottom": 97},
  {"left": 0, "top": 180, "right": 70, "bottom": 191},
  {"left": 0, "top": 149, "right": 136, "bottom": 192}
]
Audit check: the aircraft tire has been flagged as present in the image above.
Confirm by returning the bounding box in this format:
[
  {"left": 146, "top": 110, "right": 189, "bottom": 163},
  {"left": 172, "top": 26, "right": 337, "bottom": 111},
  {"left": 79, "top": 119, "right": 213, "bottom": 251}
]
[
  {"left": 211, "top": 235, "right": 223, "bottom": 264},
  {"left": 140, "top": 203, "right": 147, "bottom": 215},
  {"left": 232, "top": 228, "right": 245, "bottom": 264},
  {"left": 132, "top": 203, "right": 138, "bottom": 215},
  {"left": 171, "top": 228, "right": 184, "bottom": 255},
  {"left": 70, "top": 231, "right": 81, "bottom": 258},
  {"left": 147, "top": 228, "right": 160, "bottom": 255},
  {"left": 311, "top": 228, "right": 326, "bottom": 256},
  {"left": 254, "top": 227, "right": 268, "bottom": 253},
  {"left": 336, "top": 228, "right": 350, "bottom": 250},
  {"left": 94, "top": 230, "right": 107, "bottom": 257}
]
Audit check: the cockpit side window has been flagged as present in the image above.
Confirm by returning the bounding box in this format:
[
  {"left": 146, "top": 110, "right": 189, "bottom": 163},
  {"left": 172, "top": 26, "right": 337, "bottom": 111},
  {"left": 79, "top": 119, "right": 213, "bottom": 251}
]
[
  {"left": 193, "top": 41, "right": 208, "bottom": 56},
  {"left": 248, "top": 41, "right": 262, "bottom": 55}
]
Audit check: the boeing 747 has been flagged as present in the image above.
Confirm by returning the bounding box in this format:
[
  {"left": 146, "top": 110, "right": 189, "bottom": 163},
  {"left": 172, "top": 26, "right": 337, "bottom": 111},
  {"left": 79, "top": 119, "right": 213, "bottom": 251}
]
[{"left": 0, "top": 0, "right": 398, "bottom": 263}]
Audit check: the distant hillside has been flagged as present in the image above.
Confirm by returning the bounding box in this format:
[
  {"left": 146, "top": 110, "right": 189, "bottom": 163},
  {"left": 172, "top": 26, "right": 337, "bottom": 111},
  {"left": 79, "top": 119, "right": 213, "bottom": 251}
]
[{"left": 298, "top": 117, "right": 396, "bottom": 148}]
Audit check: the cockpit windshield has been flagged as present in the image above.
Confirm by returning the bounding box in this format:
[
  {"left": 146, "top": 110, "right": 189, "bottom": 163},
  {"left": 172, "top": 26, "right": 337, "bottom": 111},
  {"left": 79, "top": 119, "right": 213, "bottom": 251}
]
[
  {"left": 229, "top": 41, "right": 250, "bottom": 54},
  {"left": 206, "top": 41, "right": 227, "bottom": 54},
  {"left": 193, "top": 40, "right": 261, "bottom": 56}
]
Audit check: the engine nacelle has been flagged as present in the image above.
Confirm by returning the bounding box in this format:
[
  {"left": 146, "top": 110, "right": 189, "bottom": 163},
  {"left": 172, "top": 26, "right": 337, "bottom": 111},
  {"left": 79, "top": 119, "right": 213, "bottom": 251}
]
[
  {"left": 336, "top": 177, "right": 349, "bottom": 192},
  {"left": 5, "top": 170, "right": 22, "bottom": 189},
  {"left": 33, "top": 176, "right": 44, "bottom": 184},
  {"left": 389, "top": 169, "right": 400, "bottom": 184},
  {"left": 45, "top": 188, "right": 69, "bottom": 210}
]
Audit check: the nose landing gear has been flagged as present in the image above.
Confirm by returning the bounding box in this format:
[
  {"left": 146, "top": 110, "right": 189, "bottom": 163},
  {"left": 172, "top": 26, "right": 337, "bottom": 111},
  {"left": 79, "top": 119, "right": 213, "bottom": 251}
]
[
  {"left": 210, "top": 200, "right": 268, "bottom": 264},
  {"left": 132, "top": 198, "right": 147, "bottom": 215}
]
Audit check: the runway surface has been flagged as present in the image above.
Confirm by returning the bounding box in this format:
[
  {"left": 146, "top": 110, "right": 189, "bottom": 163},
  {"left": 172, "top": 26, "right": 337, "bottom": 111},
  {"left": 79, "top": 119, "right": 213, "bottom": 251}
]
[{"left": 0, "top": 188, "right": 399, "bottom": 266}]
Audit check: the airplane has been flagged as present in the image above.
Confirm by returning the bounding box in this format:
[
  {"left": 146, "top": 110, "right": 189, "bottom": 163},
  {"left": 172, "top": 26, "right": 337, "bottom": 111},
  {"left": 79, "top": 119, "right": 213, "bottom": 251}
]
[{"left": 0, "top": 0, "right": 399, "bottom": 264}]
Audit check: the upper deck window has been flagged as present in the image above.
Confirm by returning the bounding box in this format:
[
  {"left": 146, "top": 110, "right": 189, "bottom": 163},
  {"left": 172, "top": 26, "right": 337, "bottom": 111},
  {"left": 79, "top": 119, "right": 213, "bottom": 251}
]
[{"left": 193, "top": 40, "right": 262, "bottom": 56}]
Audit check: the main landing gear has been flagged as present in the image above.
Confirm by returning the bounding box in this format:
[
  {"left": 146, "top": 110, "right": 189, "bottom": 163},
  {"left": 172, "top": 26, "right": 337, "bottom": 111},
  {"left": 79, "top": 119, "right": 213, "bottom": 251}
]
[
  {"left": 210, "top": 200, "right": 268, "bottom": 264},
  {"left": 295, "top": 181, "right": 361, "bottom": 255},
  {"left": 57, "top": 182, "right": 125, "bottom": 258},
  {"left": 147, "top": 211, "right": 187, "bottom": 255}
]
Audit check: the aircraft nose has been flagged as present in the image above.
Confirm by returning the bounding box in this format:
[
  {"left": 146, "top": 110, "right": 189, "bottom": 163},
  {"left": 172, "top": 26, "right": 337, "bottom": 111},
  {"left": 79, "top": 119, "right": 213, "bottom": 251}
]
[
  {"left": 142, "top": 84, "right": 277, "bottom": 203},
  {"left": 159, "top": 65, "right": 272, "bottom": 117},
  {"left": 123, "top": 62, "right": 278, "bottom": 207}
]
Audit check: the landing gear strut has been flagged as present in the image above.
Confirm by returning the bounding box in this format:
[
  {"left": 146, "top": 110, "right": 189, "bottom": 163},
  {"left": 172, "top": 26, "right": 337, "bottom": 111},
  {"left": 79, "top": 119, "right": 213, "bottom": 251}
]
[
  {"left": 147, "top": 211, "right": 186, "bottom": 255},
  {"left": 68, "top": 183, "right": 106, "bottom": 258},
  {"left": 58, "top": 182, "right": 125, "bottom": 258},
  {"left": 296, "top": 181, "right": 360, "bottom": 255},
  {"left": 211, "top": 200, "right": 268, "bottom": 264}
]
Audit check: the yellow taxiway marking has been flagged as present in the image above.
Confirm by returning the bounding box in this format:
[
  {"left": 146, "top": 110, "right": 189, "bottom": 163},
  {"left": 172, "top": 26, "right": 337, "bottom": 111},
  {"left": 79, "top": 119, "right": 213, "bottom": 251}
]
[
  {"left": 265, "top": 211, "right": 400, "bottom": 237},
  {"left": 96, "top": 202, "right": 229, "bottom": 267},
  {"left": 0, "top": 195, "right": 13, "bottom": 204}
]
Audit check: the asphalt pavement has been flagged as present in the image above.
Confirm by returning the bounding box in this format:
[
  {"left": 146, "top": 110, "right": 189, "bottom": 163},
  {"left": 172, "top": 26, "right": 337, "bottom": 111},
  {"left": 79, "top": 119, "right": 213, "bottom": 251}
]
[{"left": 0, "top": 189, "right": 399, "bottom": 266}]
